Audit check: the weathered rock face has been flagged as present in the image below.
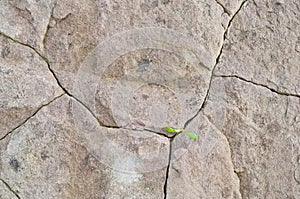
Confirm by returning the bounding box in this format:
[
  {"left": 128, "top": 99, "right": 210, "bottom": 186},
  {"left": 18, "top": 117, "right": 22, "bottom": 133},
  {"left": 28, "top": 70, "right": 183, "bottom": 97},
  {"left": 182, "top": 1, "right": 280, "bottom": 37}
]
[
  {"left": 215, "top": 0, "right": 300, "bottom": 95},
  {"left": 0, "top": 179, "right": 19, "bottom": 199},
  {"left": 0, "top": 95, "right": 168, "bottom": 198},
  {"left": 43, "top": 0, "right": 225, "bottom": 92},
  {"left": 203, "top": 77, "right": 300, "bottom": 198},
  {"left": 0, "top": 0, "right": 55, "bottom": 50},
  {"left": 167, "top": 112, "right": 241, "bottom": 198},
  {"left": 0, "top": 35, "right": 63, "bottom": 139},
  {"left": 0, "top": 0, "right": 299, "bottom": 198}
]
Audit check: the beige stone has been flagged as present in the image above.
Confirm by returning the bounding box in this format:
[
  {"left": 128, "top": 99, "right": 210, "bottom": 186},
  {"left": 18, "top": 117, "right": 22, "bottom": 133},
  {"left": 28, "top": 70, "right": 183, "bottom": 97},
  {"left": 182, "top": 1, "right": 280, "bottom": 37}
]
[
  {"left": 0, "top": 0, "right": 55, "bottom": 50},
  {"left": 0, "top": 179, "right": 19, "bottom": 199},
  {"left": 0, "top": 95, "right": 168, "bottom": 198},
  {"left": 0, "top": 0, "right": 299, "bottom": 198},
  {"left": 166, "top": 112, "right": 241, "bottom": 199},
  {"left": 0, "top": 35, "right": 63, "bottom": 139},
  {"left": 215, "top": 0, "right": 300, "bottom": 95},
  {"left": 203, "top": 77, "right": 300, "bottom": 198}
]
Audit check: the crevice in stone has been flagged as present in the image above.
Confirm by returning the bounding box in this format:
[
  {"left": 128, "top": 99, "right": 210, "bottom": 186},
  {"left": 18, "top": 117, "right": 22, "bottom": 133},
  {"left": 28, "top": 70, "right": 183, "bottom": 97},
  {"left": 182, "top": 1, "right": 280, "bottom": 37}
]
[
  {"left": 0, "top": 32, "right": 68, "bottom": 95},
  {"left": 0, "top": 32, "right": 172, "bottom": 139},
  {"left": 234, "top": 170, "right": 244, "bottom": 198},
  {"left": 184, "top": 0, "right": 249, "bottom": 128},
  {"left": 163, "top": 137, "right": 173, "bottom": 199},
  {"left": 0, "top": 178, "right": 21, "bottom": 199},
  {"left": 222, "top": 132, "right": 243, "bottom": 198},
  {"left": 143, "top": 128, "right": 174, "bottom": 139},
  {"left": 214, "top": 0, "right": 231, "bottom": 15},
  {"left": 41, "top": 1, "right": 57, "bottom": 48},
  {"left": 214, "top": 74, "right": 300, "bottom": 98},
  {"left": 0, "top": 94, "right": 65, "bottom": 141}
]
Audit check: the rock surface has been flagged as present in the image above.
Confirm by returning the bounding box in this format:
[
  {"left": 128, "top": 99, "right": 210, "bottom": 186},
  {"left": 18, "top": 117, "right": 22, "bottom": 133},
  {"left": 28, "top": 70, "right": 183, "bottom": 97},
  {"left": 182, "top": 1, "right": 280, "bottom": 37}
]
[
  {"left": 0, "top": 0, "right": 299, "bottom": 198},
  {"left": 0, "top": 35, "right": 63, "bottom": 139},
  {"left": 0, "top": 0, "right": 55, "bottom": 50},
  {"left": 167, "top": 112, "right": 241, "bottom": 198},
  {"left": 203, "top": 77, "right": 300, "bottom": 198},
  {"left": 0, "top": 95, "right": 168, "bottom": 198},
  {"left": 0, "top": 179, "right": 19, "bottom": 199},
  {"left": 215, "top": 0, "right": 300, "bottom": 95}
]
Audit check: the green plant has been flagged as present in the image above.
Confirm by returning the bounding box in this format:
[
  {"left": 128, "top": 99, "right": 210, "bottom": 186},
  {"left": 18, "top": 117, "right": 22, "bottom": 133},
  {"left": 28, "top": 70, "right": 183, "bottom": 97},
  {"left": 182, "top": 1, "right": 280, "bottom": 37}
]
[{"left": 164, "top": 126, "right": 198, "bottom": 141}]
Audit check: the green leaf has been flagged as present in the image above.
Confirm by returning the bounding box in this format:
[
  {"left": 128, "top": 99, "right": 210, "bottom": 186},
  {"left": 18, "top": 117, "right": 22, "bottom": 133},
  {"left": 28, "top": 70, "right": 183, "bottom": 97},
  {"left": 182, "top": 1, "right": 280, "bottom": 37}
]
[
  {"left": 183, "top": 131, "right": 198, "bottom": 141},
  {"left": 165, "top": 126, "right": 182, "bottom": 133}
]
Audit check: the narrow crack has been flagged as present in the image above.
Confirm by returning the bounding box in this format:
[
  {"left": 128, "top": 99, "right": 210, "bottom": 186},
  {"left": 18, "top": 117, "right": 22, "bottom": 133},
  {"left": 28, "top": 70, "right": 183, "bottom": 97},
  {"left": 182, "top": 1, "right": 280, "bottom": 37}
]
[
  {"left": 214, "top": 74, "right": 300, "bottom": 98},
  {"left": 0, "top": 178, "right": 21, "bottom": 199},
  {"left": 69, "top": 95, "right": 171, "bottom": 138},
  {"left": 214, "top": 0, "right": 231, "bottom": 15},
  {"left": 184, "top": 0, "right": 249, "bottom": 129},
  {"left": 222, "top": 132, "right": 243, "bottom": 198},
  {"left": 234, "top": 170, "right": 244, "bottom": 198},
  {"left": 0, "top": 94, "right": 65, "bottom": 141},
  {"left": 0, "top": 32, "right": 68, "bottom": 95},
  {"left": 1, "top": 32, "right": 172, "bottom": 139},
  {"left": 41, "top": 1, "right": 57, "bottom": 47},
  {"left": 163, "top": 137, "right": 173, "bottom": 199}
]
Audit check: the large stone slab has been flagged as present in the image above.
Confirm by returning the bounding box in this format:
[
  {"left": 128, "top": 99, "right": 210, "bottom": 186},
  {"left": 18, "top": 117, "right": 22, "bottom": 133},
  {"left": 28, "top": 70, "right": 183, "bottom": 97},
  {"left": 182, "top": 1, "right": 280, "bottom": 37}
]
[
  {"left": 166, "top": 112, "right": 241, "bottom": 198},
  {"left": 215, "top": 0, "right": 300, "bottom": 95},
  {"left": 42, "top": 0, "right": 231, "bottom": 130},
  {"left": 0, "top": 95, "right": 169, "bottom": 198},
  {"left": 203, "top": 77, "right": 300, "bottom": 198},
  {"left": 0, "top": 35, "right": 63, "bottom": 138}
]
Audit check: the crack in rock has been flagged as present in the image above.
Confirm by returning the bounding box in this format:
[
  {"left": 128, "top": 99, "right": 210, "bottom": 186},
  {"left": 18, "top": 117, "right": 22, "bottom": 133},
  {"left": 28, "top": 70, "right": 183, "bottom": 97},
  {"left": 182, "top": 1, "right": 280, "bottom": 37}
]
[
  {"left": 184, "top": 0, "right": 249, "bottom": 129},
  {"left": 41, "top": 1, "right": 57, "bottom": 48},
  {"left": 0, "top": 32, "right": 66, "bottom": 94},
  {"left": 214, "top": 74, "right": 300, "bottom": 98},
  {"left": 0, "top": 94, "right": 65, "bottom": 141},
  {"left": 163, "top": 138, "right": 173, "bottom": 199},
  {"left": 0, "top": 178, "right": 21, "bottom": 199},
  {"left": 214, "top": 0, "right": 231, "bottom": 15},
  {"left": 41, "top": 1, "right": 72, "bottom": 48},
  {"left": 161, "top": 1, "right": 249, "bottom": 198},
  {"left": 223, "top": 133, "right": 243, "bottom": 198},
  {"left": 1, "top": 32, "right": 171, "bottom": 140}
]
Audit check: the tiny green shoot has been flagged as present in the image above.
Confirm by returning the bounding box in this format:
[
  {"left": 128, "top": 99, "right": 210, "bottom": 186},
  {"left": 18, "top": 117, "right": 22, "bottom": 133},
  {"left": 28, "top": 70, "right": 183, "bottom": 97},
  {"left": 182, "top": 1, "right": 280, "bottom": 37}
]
[{"left": 164, "top": 126, "right": 198, "bottom": 141}]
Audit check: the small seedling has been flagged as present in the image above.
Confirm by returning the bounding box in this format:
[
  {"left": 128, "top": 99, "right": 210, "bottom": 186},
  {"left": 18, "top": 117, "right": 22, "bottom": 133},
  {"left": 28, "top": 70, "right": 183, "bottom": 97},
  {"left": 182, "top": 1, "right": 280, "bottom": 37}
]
[{"left": 165, "top": 126, "right": 198, "bottom": 140}]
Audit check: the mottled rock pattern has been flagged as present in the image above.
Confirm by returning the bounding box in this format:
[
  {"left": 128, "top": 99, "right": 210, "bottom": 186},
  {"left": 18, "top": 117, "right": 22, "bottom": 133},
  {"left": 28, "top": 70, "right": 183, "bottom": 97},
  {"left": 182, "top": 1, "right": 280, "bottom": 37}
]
[
  {"left": 0, "top": 179, "right": 19, "bottom": 199},
  {"left": 215, "top": 0, "right": 300, "bottom": 95},
  {"left": 0, "top": 0, "right": 299, "bottom": 198},
  {"left": 167, "top": 113, "right": 241, "bottom": 198},
  {"left": 203, "top": 77, "right": 300, "bottom": 198},
  {"left": 0, "top": 35, "right": 63, "bottom": 138},
  {"left": 0, "top": 95, "right": 167, "bottom": 198},
  {"left": 44, "top": 0, "right": 225, "bottom": 92},
  {"left": 0, "top": 0, "right": 55, "bottom": 50}
]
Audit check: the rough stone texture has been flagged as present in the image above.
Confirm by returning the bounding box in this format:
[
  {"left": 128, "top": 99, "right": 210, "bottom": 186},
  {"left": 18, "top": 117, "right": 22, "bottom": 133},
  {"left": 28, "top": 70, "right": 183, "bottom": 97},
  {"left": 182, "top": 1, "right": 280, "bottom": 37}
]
[
  {"left": 0, "top": 95, "right": 168, "bottom": 198},
  {"left": 0, "top": 35, "right": 63, "bottom": 139},
  {"left": 0, "top": 0, "right": 55, "bottom": 50},
  {"left": 40, "top": 0, "right": 230, "bottom": 130},
  {"left": 0, "top": 0, "right": 300, "bottom": 198},
  {"left": 167, "top": 112, "right": 241, "bottom": 198},
  {"left": 0, "top": 180, "right": 19, "bottom": 199},
  {"left": 74, "top": 29, "right": 212, "bottom": 130},
  {"left": 44, "top": 0, "right": 225, "bottom": 92},
  {"left": 203, "top": 77, "right": 300, "bottom": 199},
  {"left": 215, "top": 0, "right": 300, "bottom": 96}
]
